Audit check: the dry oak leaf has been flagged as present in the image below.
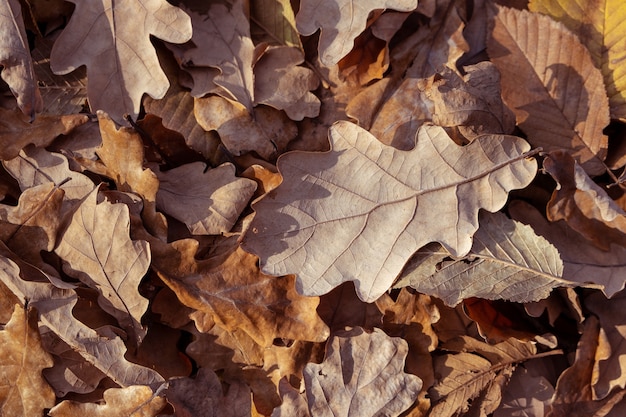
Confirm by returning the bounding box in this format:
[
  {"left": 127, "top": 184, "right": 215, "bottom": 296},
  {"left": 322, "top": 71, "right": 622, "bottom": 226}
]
[
  {"left": 154, "top": 162, "right": 257, "bottom": 235},
  {"left": 251, "top": 0, "right": 302, "bottom": 49},
  {"left": 55, "top": 187, "right": 151, "bottom": 345},
  {"left": 243, "top": 122, "right": 538, "bottom": 302},
  {"left": 48, "top": 385, "right": 167, "bottom": 417},
  {"left": 0, "top": 108, "right": 88, "bottom": 160},
  {"left": 171, "top": 0, "right": 255, "bottom": 110},
  {"left": 544, "top": 151, "right": 626, "bottom": 251},
  {"left": 487, "top": 6, "right": 610, "bottom": 176},
  {"left": 0, "top": 0, "right": 42, "bottom": 119},
  {"left": 295, "top": 0, "right": 418, "bottom": 67},
  {"left": 166, "top": 367, "right": 251, "bottom": 417},
  {"left": 0, "top": 305, "right": 55, "bottom": 417},
  {"left": 394, "top": 211, "right": 568, "bottom": 306},
  {"left": 494, "top": 366, "right": 554, "bottom": 417},
  {"left": 509, "top": 200, "right": 626, "bottom": 298},
  {"left": 303, "top": 327, "right": 422, "bottom": 417},
  {"left": 49, "top": 0, "right": 192, "bottom": 123},
  {"left": 0, "top": 248, "right": 164, "bottom": 388},
  {"left": 529, "top": 0, "right": 626, "bottom": 121}
]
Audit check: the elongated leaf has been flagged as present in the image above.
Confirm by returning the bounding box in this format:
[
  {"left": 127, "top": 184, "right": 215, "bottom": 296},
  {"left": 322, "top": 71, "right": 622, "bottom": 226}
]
[
  {"left": 395, "top": 211, "right": 568, "bottom": 306},
  {"left": 529, "top": 0, "right": 626, "bottom": 121},
  {"left": 243, "top": 122, "right": 537, "bottom": 302},
  {"left": 55, "top": 187, "right": 150, "bottom": 344},
  {"left": 488, "top": 6, "right": 610, "bottom": 175}
]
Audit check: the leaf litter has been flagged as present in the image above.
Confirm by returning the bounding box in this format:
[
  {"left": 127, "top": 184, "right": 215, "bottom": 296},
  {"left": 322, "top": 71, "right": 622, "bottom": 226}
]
[{"left": 1, "top": 0, "right": 626, "bottom": 415}]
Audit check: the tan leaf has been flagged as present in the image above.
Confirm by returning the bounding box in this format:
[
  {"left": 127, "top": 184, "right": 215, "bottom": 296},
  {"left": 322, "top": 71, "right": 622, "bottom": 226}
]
[
  {"left": 395, "top": 211, "right": 568, "bottom": 306},
  {"left": 55, "top": 187, "right": 151, "bottom": 344},
  {"left": 271, "top": 378, "right": 310, "bottom": 417},
  {"left": 0, "top": 0, "right": 42, "bottom": 119},
  {"left": 0, "top": 305, "right": 55, "bottom": 417},
  {"left": 166, "top": 367, "right": 251, "bottom": 417},
  {"left": 303, "top": 327, "right": 422, "bottom": 417},
  {"left": 194, "top": 96, "right": 297, "bottom": 160},
  {"left": 49, "top": 0, "right": 192, "bottom": 122},
  {"left": 0, "top": 108, "right": 88, "bottom": 160},
  {"left": 0, "top": 247, "right": 164, "bottom": 388},
  {"left": 155, "top": 162, "right": 256, "bottom": 235},
  {"left": 495, "top": 365, "right": 554, "bottom": 417},
  {"left": 295, "top": 0, "right": 418, "bottom": 66},
  {"left": 170, "top": 0, "right": 255, "bottom": 110},
  {"left": 488, "top": 6, "right": 610, "bottom": 176},
  {"left": 544, "top": 151, "right": 626, "bottom": 250},
  {"left": 316, "top": 283, "right": 383, "bottom": 332},
  {"left": 528, "top": 0, "right": 626, "bottom": 121},
  {"left": 243, "top": 122, "right": 538, "bottom": 302},
  {"left": 48, "top": 385, "right": 167, "bottom": 417},
  {"left": 254, "top": 46, "right": 320, "bottom": 120},
  {"left": 251, "top": 0, "right": 302, "bottom": 49},
  {"left": 510, "top": 200, "right": 626, "bottom": 298},
  {"left": 426, "top": 62, "right": 516, "bottom": 140},
  {"left": 186, "top": 325, "right": 264, "bottom": 371}
]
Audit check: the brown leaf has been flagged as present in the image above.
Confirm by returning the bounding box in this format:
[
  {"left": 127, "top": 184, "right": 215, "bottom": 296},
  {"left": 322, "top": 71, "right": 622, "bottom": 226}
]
[
  {"left": 544, "top": 151, "right": 626, "bottom": 250},
  {"left": 166, "top": 367, "right": 251, "bottom": 417},
  {"left": 0, "top": 305, "right": 55, "bottom": 417},
  {"left": 251, "top": 0, "right": 302, "bottom": 49},
  {"left": 254, "top": 46, "right": 320, "bottom": 120},
  {"left": 194, "top": 96, "right": 297, "bottom": 160},
  {"left": 155, "top": 162, "right": 256, "bottom": 235},
  {"left": 49, "top": 0, "right": 192, "bottom": 122},
  {"left": 55, "top": 187, "right": 151, "bottom": 344},
  {"left": 243, "top": 122, "right": 538, "bottom": 302},
  {"left": 170, "top": 0, "right": 255, "bottom": 110},
  {"left": 295, "top": 0, "right": 418, "bottom": 66},
  {"left": 316, "top": 282, "right": 383, "bottom": 332},
  {"left": 48, "top": 385, "right": 167, "bottom": 417},
  {"left": 186, "top": 325, "right": 264, "bottom": 371},
  {"left": 488, "top": 6, "right": 610, "bottom": 176},
  {"left": 495, "top": 365, "right": 554, "bottom": 417},
  {"left": 0, "top": 108, "right": 88, "bottom": 160},
  {"left": 0, "top": 0, "right": 42, "bottom": 119},
  {"left": 303, "top": 327, "right": 422, "bottom": 417},
  {"left": 271, "top": 378, "right": 310, "bottom": 417}
]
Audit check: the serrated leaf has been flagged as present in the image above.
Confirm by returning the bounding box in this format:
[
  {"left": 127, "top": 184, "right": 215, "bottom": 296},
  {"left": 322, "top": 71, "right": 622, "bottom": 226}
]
[{"left": 243, "top": 122, "right": 537, "bottom": 302}]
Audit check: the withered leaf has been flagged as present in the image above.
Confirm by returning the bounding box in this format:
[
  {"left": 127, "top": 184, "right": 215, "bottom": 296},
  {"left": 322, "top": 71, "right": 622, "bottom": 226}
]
[
  {"left": 155, "top": 162, "right": 256, "bottom": 235},
  {"left": 0, "top": 305, "right": 55, "bottom": 417},
  {"left": 251, "top": 0, "right": 302, "bottom": 49},
  {"left": 49, "top": 0, "right": 192, "bottom": 122},
  {"left": 48, "top": 385, "right": 167, "bottom": 417},
  {"left": 303, "top": 327, "right": 421, "bottom": 417},
  {"left": 395, "top": 211, "right": 568, "bottom": 306},
  {"left": 55, "top": 187, "right": 151, "bottom": 344},
  {"left": 488, "top": 6, "right": 610, "bottom": 176},
  {"left": 295, "top": 0, "right": 418, "bottom": 67},
  {"left": 243, "top": 122, "right": 537, "bottom": 302},
  {"left": 0, "top": 0, "right": 42, "bottom": 119}
]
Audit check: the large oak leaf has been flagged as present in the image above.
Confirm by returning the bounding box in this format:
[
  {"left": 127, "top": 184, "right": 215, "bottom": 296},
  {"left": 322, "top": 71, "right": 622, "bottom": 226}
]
[
  {"left": 295, "top": 0, "right": 418, "bottom": 67},
  {"left": 55, "top": 187, "right": 151, "bottom": 344},
  {"left": 303, "top": 327, "right": 421, "bottom": 417},
  {"left": 49, "top": 0, "right": 192, "bottom": 122},
  {"left": 487, "top": 6, "right": 610, "bottom": 176},
  {"left": 243, "top": 122, "right": 538, "bottom": 302}
]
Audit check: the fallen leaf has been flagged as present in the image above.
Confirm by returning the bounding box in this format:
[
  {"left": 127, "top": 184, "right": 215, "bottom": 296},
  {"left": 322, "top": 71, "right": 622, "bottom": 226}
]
[
  {"left": 243, "top": 122, "right": 538, "bottom": 302},
  {"left": 271, "top": 378, "right": 309, "bottom": 417},
  {"left": 316, "top": 282, "right": 383, "bottom": 332},
  {"left": 0, "top": 0, "right": 42, "bottom": 119},
  {"left": 49, "top": 0, "right": 192, "bottom": 122},
  {"left": 544, "top": 151, "right": 626, "bottom": 250},
  {"left": 251, "top": 0, "right": 302, "bottom": 49},
  {"left": 529, "top": 0, "right": 626, "bottom": 121},
  {"left": 510, "top": 200, "right": 626, "bottom": 298},
  {"left": 48, "top": 385, "right": 167, "bottom": 417},
  {"left": 0, "top": 108, "right": 88, "bottom": 160},
  {"left": 394, "top": 211, "right": 568, "bottom": 306},
  {"left": 171, "top": 0, "right": 255, "bottom": 110},
  {"left": 55, "top": 187, "right": 151, "bottom": 344},
  {"left": 494, "top": 365, "right": 554, "bottom": 417},
  {"left": 304, "top": 327, "right": 422, "bottom": 417},
  {"left": 488, "top": 6, "right": 610, "bottom": 176},
  {"left": 166, "top": 367, "right": 251, "bottom": 417},
  {"left": 295, "top": 0, "right": 418, "bottom": 67},
  {"left": 194, "top": 96, "right": 297, "bottom": 160},
  {"left": 186, "top": 325, "right": 264, "bottom": 371},
  {"left": 0, "top": 305, "right": 55, "bottom": 417},
  {"left": 154, "top": 162, "right": 257, "bottom": 235},
  {"left": 254, "top": 46, "right": 320, "bottom": 120}
]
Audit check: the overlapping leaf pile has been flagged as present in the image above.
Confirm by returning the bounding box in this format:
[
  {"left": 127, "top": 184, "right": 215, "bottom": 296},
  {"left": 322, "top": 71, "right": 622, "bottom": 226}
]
[{"left": 2, "top": 0, "right": 626, "bottom": 415}]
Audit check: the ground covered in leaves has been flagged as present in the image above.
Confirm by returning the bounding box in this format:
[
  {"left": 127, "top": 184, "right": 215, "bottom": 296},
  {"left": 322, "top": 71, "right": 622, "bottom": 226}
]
[{"left": 1, "top": 0, "right": 626, "bottom": 415}]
